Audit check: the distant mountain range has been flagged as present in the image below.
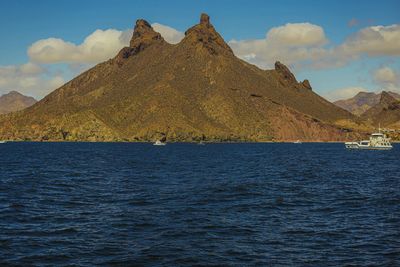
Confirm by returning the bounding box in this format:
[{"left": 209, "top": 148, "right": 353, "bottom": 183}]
[
  {"left": 360, "top": 91, "right": 400, "bottom": 128},
  {"left": 334, "top": 91, "right": 400, "bottom": 116},
  {"left": 0, "top": 14, "right": 366, "bottom": 142},
  {"left": 0, "top": 91, "right": 37, "bottom": 115}
]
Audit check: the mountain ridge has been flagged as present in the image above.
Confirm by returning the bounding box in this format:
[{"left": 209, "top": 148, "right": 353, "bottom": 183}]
[
  {"left": 361, "top": 91, "right": 400, "bottom": 128},
  {"left": 0, "top": 14, "right": 365, "bottom": 142},
  {"left": 334, "top": 91, "right": 400, "bottom": 116}
]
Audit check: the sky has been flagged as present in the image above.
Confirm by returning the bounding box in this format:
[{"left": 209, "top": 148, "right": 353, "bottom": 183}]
[{"left": 0, "top": 0, "right": 399, "bottom": 100}]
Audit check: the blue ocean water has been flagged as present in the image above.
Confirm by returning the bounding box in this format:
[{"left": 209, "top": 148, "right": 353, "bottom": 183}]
[{"left": 0, "top": 142, "right": 399, "bottom": 266}]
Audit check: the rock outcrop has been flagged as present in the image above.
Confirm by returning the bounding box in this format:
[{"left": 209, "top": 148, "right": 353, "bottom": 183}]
[
  {"left": 182, "top": 13, "right": 234, "bottom": 55},
  {"left": 116, "top": 19, "right": 165, "bottom": 65},
  {"left": 275, "top": 61, "right": 297, "bottom": 83},
  {"left": 301, "top": 79, "right": 312, "bottom": 90}
]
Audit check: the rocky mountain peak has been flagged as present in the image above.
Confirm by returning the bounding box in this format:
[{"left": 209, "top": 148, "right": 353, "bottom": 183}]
[
  {"left": 129, "top": 19, "right": 163, "bottom": 48},
  {"left": 115, "top": 19, "right": 164, "bottom": 66},
  {"left": 182, "top": 13, "right": 233, "bottom": 55},
  {"left": 274, "top": 61, "right": 297, "bottom": 84},
  {"left": 301, "top": 79, "right": 312, "bottom": 90}
]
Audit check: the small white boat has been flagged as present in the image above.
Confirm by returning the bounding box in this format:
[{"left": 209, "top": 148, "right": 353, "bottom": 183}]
[
  {"left": 153, "top": 140, "right": 166, "bottom": 146},
  {"left": 345, "top": 131, "right": 393, "bottom": 150},
  {"left": 198, "top": 141, "right": 205, "bottom": 145},
  {"left": 0, "top": 141, "right": 6, "bottom": 144},
  {"left": 293, "top": 140, "right": 302, "bottom": 144}
]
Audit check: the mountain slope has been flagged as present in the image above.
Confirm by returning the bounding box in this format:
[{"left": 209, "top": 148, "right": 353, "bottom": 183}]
[
  {"left": 361, "top": 91, "right": 400, "bottom": 128},
  {"left": 334, "top": 91, "right": 400, "bottom": 116},
  {"left": 0, "top": 91, "right": 37, "bottom": 114},
  {"left": 0, "top": 14, "right": 363, "bottom": 142}
]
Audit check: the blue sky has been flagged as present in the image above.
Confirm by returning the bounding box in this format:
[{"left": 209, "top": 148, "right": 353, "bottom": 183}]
[{"left": 0, "top": 0, "right": 399, "bottom": 100}]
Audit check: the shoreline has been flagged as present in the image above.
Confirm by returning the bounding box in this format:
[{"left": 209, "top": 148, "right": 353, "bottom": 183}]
[{"left": 0, "top": 140, "right": 366, "bottom": 144}]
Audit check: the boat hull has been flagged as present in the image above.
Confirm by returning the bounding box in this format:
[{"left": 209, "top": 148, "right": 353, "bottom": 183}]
[{"left": 345, "top": 143, "right": 393, "bottom": 150}]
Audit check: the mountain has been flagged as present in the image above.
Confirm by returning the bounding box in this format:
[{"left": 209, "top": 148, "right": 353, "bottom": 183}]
[
  {"left": 0, "top": 14, "right": 364, "bottom": 142},
  {"left": 334, "top": 91, "right": 400, "bottom": 116},
  {"left": 0, "top": 91, "right": 37, "bottom": 114},
  {"left": 361, "top": 91, "right": 400, "bottom": 128}
]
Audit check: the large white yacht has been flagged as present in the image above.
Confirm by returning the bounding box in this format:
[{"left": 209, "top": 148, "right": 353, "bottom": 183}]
[{"left": 345, "top": 131, "right": 393, "bottom": 150}]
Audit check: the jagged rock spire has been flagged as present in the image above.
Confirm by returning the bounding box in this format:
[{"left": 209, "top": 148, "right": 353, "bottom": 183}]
[
  {"left": 275, "top": 61, "right": 297, "bottom": 83},
  {"left": 129, "top": 19, "right": 163, "bottom": 49},
  {"left": 115, "top": 19, "right": 164, "bottom": 66},
  {"left": 183, "top": 13, "right": 233, "bottom": 55},
  {"left": 200, "top": 13, "right": 210, "bottom": 27},
  {"left": 274, "top": 61, "right": 312, "bottom": 90},
  {"left": 301, "top": 79, "right": 312, "bottom": 90}
]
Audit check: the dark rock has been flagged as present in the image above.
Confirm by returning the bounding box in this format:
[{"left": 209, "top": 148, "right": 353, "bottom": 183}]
[
  {"left": 200, "top": 13, "right": 210, "bottom": 26},
  {"left": 301, "top": 79, "right": 312, "bottom": 90},
  {"left": 250, "top": 94, "right": 262, "bottom": 98},
  {"left": 274, "top": 61, "right": 297, "bottom": 83}
]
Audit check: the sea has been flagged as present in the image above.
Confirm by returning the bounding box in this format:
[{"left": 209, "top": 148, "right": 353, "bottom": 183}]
[{"left": 0, "top": 142, "right": 399, "bottom": 266}]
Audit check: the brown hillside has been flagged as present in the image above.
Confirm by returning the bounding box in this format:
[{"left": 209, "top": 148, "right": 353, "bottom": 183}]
[{"left": 0, "top": 14, "right": 364, "bottom": 142}]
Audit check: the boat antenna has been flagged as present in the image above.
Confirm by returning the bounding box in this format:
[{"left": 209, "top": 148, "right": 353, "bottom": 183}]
[{"left": 379, "top": 123, "right": 381, "bottom": 133}]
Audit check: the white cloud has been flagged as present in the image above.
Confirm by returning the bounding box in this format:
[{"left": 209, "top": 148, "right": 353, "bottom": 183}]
[
  {"left": 373, "top": 66, "right": 400, "bottom": 92},
  {"left": 229, "top": 23, "right": 400, "bottom": 70},
  {"left": 28, "top": 29, "right": 131, "bottom": 64},
  {"left": 374, "top": 66, "right": 397, "bottom": 83},
  {"left": 151, "top": 23, "right": 184, "bottom": 44},
  {"left": 27, "top": 23, "right": 184, "bottom": 65},
  {"left": 266, "top": 23, "right": 328, "bottom": 47},
  {"left": 0, "top": 63, "right": 65, "bottom": 99},
  {"left": 340, "top": 24, "right": 400, "bottom": 56},
  {"left": 19, "top": 62, "right": 44, "bottom": 74},
  {"left": 324, "top": 86, "right": 369, "bottom": 101},
  {"left": 229, "top": 22, "right": 330, "bottom": 69}
]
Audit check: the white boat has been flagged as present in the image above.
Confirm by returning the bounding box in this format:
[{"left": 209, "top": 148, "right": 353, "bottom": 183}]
[
  {"left": 345, "top": 131, "right": 393, "bottom": 150},
  {"left": 153, "top": 140, "right": 166, "bottom": 146},
  {"left": 0, "top": 141, "right": 6, "bottom": 144},
  {"left": 293, "top": 140, "right": 302, "bottom": 144}
]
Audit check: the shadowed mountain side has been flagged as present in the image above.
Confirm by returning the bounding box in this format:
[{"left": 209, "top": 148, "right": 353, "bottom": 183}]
[
  {"left": 361, "top": 91, "right": 400, "bottom": 128},
  {"left": 334, "top": 91, "right": 400, "bottom": 116},
  {"left": 0, "top": 14, "right": 365, "bottom": 142}
]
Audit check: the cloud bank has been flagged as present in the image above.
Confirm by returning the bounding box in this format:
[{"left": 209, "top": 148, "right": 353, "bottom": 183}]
[
  {"left": 27, "top": 23, "right": 185, "bottom": 65},
  {"left": 323, "top": 86, "right": 369, "bottom": 102},
  {"left": 230, "top": 23, "right": 400, "bottom": 70},
  {"left": 0, "top": 63, "right": 65, "bottom": 98},
  {"left": 373, "top": 66, "right": 400, "bottom": 92}
]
